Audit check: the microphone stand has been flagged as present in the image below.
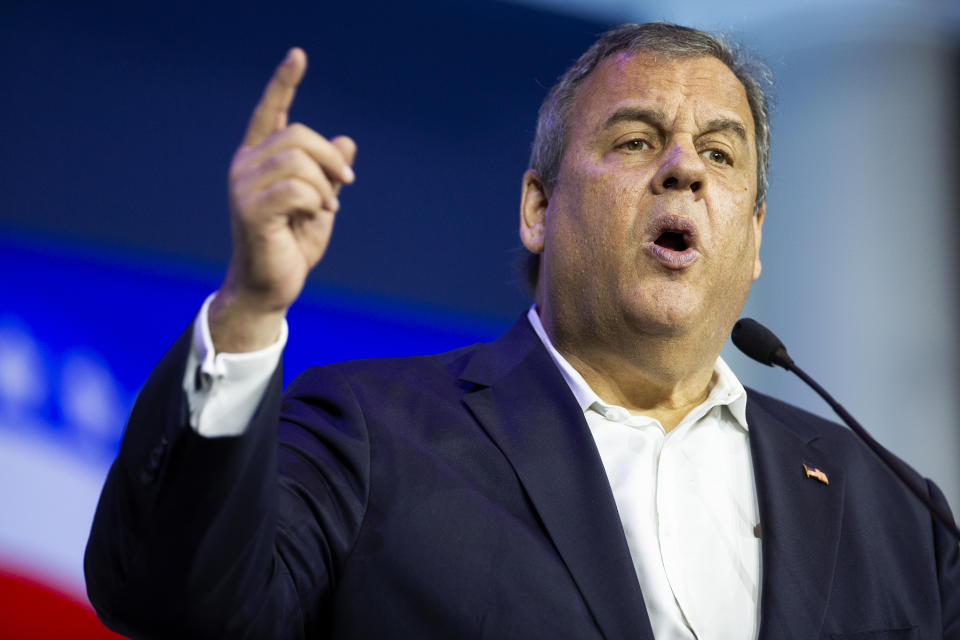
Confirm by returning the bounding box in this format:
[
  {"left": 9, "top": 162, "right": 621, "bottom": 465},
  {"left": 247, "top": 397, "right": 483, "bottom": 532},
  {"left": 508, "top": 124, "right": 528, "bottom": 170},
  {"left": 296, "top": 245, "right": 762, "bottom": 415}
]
[
  {"left": 788, "top": 360, "right": 960, "bottom": 541},
  {"left": 733, "top": 318, "right": 960, "bottom": 542}
]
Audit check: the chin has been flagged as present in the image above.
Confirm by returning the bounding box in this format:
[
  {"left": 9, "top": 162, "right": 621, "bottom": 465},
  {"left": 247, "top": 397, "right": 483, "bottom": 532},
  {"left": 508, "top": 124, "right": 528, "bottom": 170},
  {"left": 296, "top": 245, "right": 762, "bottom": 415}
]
[
  {"left": 621, "top": 303, "right": 702, "bottom": 337},
  {"left": 616, "top": 281, "right": 698, "bottom": 328}
]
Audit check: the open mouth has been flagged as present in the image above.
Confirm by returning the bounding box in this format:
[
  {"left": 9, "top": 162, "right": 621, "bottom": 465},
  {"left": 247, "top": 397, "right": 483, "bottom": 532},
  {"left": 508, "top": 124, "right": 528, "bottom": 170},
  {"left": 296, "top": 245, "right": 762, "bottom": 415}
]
[
  {"left": 646, "top": 215, "right": 700, "bottom": 269},
  {"left": 654, "top": 231, "right": 689, "bottom": 252}
]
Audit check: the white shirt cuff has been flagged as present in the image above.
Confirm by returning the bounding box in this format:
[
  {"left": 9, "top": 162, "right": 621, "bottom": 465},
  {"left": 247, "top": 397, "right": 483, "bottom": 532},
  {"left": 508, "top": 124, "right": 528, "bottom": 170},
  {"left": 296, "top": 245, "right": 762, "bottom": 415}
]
[{"left": 182, "top": 293, "right": 287, "bottom": 437}]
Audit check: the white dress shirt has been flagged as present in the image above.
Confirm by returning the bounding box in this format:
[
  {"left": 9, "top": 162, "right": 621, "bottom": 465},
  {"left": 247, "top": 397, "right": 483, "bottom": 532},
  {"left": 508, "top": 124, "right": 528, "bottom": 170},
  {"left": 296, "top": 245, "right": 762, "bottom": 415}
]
[
  {"left": 527, "top": 308, "right": 761, "bottom": 640},
  {"left": 183, "top": 298, "right": 761, "bottom": 638},
  {"left": 184, "top": 293, "right": 287, "bottom": 438}
]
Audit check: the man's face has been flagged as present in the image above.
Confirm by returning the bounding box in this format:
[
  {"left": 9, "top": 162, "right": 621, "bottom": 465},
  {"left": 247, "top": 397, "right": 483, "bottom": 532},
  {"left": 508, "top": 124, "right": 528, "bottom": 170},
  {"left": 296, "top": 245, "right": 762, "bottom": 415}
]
[{"left": 522, "top": 51, "right": 765, "bottom": 346}]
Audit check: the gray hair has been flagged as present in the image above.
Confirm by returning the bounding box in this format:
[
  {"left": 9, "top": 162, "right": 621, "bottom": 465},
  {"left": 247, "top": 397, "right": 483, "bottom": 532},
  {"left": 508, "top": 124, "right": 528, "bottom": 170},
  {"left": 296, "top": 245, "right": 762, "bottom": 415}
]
[{"left": 522, "top": 22, "right": 774, "bottom": 294}]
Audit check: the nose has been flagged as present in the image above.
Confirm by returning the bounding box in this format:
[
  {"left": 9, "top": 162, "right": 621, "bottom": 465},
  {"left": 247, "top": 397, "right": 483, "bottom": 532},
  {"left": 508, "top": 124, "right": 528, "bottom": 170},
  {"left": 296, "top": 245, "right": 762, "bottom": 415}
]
[{"left": 651, "top": 141, "right": 705, "bottom": 197}]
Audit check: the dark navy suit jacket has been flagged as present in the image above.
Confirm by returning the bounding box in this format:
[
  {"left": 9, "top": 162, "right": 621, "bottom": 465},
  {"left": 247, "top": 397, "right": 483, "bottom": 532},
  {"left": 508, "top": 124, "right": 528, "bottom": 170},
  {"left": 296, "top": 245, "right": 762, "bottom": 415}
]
[{"left": 85, "top": 316, "right": 960, "bottom": 639}]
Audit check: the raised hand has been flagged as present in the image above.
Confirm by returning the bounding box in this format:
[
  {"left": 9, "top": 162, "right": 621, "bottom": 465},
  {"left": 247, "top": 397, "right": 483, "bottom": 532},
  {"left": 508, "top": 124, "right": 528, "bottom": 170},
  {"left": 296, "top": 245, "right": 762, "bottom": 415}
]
[{"left": 210, "top": 48, "right": 356, "bottom": 352}]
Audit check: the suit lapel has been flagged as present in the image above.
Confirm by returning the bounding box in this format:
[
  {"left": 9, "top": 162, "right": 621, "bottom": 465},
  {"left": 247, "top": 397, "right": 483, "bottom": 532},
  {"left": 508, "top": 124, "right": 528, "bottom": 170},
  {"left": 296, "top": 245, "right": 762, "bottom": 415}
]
[
  {"left": 460, "top": 318, "right": 654, "bottom": 640},
  {"left": 747, "top": 391, "right": 845, "bottom": 640}
]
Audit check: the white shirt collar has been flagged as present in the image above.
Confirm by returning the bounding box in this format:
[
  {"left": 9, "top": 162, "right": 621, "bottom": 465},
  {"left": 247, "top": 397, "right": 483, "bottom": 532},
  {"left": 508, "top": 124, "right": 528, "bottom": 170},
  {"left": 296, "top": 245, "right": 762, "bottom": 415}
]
[{"left": 526, "top": 306, "right": 748, "bottom": 430}]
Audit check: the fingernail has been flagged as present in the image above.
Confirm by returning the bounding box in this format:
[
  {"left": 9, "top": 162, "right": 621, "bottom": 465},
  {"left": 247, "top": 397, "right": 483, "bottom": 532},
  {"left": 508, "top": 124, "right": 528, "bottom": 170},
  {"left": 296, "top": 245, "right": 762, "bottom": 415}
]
[
  {"left": 331, "top": 196, "right": 340, "bottom": 210},
  {"left": 341, "top": 166, "right": 355, "bottom": 183}
]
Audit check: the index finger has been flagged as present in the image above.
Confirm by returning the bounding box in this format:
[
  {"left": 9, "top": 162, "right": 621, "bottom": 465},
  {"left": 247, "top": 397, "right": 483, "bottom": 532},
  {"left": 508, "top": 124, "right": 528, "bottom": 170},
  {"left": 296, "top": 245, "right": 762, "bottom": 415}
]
[{"left": 243, "top": 47, "right": 307, "bottom": 147}]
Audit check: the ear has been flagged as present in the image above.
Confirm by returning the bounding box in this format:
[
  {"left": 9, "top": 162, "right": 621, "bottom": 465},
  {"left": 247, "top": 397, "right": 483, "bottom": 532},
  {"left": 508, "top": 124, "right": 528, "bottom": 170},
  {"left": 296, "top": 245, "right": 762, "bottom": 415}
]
[
  {"left": 752, "top": 201, "right": 765, "bottom": 281},
  {"left": 520, "top": 169, "right": 548, "bottom": 254}
]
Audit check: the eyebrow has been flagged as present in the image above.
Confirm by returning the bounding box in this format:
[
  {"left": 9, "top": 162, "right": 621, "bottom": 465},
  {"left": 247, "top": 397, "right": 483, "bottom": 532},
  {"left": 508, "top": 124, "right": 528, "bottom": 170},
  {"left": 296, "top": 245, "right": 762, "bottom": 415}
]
[
  {"left": 599, "top": 108, "right": 748, "bottom": 143},
  {"left": 599, "top": 107, "right": 668, "bottom": 134},
  {"left": 701, "top": 118, "right": 748, "bottom": 142}
]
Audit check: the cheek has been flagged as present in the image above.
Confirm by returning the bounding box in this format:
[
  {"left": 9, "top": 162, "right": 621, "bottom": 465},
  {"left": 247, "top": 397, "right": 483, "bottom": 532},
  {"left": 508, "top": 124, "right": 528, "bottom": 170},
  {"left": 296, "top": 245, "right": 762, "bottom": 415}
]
[
  {"left": 725, "top": 218, "right": 762, "bottom": 279},
  {"left": 705, "top": 179, "right": 757, "bottom": 245},
  {"left": 556, "top": 171, "right": 635, "bottom": 236},
  {"left": 579, "top": 177, "right": 647, "bottom": 267},
  {"left": 705, "top": 204, "right": 760, "bottom": 275},
  {"left": 709, "top": 160, "right": 756, "bottom": 204},
  {"left": 722, "top": 174, "right": 756, "bottom": 212},
  {"left": 550, "top": 152, "right": 655, "bottom": 271}
]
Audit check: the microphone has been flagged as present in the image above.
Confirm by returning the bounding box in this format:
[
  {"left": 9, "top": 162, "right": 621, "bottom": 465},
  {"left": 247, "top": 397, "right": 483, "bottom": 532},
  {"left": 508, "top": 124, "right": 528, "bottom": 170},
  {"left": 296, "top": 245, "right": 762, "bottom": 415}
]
[
  {"left": 732, "top": 317, "right": 960, "bottom": 541},
  {"left": 731, "top": 318, "right": 794, "bottom": 369}
]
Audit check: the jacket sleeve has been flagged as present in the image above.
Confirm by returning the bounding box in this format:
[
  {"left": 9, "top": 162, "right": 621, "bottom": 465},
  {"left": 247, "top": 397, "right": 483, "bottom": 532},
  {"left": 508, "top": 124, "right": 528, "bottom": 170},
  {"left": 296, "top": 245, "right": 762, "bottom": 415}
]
[
  {"left": 83, "top": 326, "right": 371, "bottom": 639},
  {"left": 929, "top": 479, "right": 960, "bottom": 639}
]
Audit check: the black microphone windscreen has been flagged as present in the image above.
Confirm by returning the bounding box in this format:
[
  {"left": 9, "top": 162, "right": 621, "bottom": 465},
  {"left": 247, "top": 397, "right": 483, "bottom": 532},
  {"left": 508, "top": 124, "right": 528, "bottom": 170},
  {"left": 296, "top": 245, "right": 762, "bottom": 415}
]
[{"left": 731, "top": 318, "right": 792, "bottom": 368}]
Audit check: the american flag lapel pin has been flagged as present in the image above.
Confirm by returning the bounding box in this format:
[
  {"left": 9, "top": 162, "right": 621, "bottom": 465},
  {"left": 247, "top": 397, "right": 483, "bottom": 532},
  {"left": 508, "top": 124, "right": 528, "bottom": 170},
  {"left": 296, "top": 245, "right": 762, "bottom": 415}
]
[{"left": 802, "top": 463, "right": 829, "bottom": 485}]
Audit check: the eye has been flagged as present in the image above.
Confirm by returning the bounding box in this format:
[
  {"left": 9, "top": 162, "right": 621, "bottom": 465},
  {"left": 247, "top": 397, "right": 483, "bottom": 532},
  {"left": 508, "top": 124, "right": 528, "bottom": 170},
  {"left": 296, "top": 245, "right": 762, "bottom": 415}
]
[
  {"left": 620, "top": 139, "right": 648, "bottom": 152},
  {"left": 703, "top": 149, "right": 729, "bottom": 165}
]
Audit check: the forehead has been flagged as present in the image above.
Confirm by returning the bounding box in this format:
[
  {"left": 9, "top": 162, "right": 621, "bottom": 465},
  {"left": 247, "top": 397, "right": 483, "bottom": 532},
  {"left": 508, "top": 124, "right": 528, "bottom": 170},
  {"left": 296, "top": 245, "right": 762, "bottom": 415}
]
[{"left": 570, "top": 51, "right": 754, "bottom": 138}]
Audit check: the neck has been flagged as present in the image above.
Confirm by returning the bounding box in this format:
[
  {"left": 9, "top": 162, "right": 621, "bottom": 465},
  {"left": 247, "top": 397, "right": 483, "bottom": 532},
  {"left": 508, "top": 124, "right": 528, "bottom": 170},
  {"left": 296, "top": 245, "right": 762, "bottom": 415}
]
[{"left": 537, "top": 307, "right": 724, "bottom": 432}]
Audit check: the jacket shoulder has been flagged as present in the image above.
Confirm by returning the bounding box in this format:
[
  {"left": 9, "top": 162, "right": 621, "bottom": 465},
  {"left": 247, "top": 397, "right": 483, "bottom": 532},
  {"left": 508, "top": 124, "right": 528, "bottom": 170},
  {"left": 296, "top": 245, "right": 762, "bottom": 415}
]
[
  {"left": 745, "top": 386, "right": 929, "bottom": 488},
  {"left": 746, "top": 386, "right": 846, "bottom": 440}
]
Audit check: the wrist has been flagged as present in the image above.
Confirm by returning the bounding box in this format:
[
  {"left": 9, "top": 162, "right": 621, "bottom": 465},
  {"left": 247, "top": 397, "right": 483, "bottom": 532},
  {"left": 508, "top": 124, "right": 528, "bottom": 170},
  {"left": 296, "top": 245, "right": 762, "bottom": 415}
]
[{"left": 209, "top": 287, "right": 286, "bottom": 353}]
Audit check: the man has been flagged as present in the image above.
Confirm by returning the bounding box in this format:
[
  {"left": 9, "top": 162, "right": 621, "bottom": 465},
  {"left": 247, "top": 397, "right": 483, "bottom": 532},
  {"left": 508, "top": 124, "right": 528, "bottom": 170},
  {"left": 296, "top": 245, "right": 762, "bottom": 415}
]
[{"left": 85, "top": 23, "right": 959, "bottom": 639}]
